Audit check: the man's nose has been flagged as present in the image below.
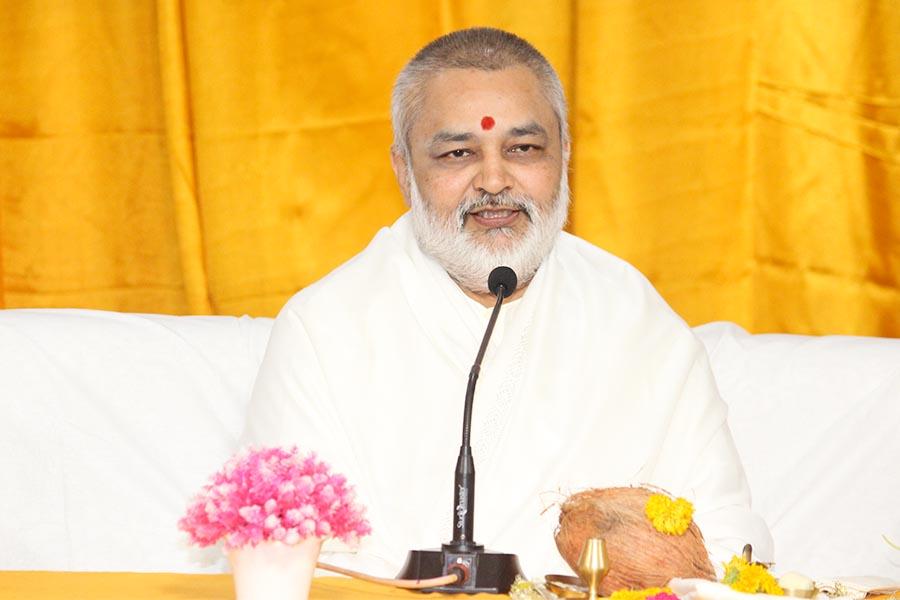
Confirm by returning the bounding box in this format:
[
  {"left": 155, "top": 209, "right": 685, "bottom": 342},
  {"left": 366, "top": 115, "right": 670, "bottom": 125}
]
[{"left": 474, "top": 153, "right": 513, "bottom": 196}]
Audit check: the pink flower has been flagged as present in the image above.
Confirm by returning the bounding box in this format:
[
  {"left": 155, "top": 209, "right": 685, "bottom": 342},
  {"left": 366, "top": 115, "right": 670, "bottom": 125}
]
[
  {"left": 239, "top": 505, "right": 263, "bottom": 525},
  {"left": 178, "top": 446, "right": 371, "bottom": 550},
  {"left": 299, "top": 519, "right": 316, "bottom": 536},
  {"left": 284, "top": 528, "right": 301, "bottom": 545},
  {"left": 284, "top": 508, "right": 302, "bottom": 525},
  {"left": 264, "top": 514, "right": 280, "bottom": 530}
]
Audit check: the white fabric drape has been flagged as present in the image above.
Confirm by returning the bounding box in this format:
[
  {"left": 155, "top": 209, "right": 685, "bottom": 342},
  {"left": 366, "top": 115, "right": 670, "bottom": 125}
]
[{"left": 244, "top": 213, "right": 773, "bottom": 576}]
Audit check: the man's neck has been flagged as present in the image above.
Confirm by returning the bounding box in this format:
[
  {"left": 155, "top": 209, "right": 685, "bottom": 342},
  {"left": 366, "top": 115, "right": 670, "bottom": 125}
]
[{"left": 460, "top": 282, "right": 527, "bottom": 307}]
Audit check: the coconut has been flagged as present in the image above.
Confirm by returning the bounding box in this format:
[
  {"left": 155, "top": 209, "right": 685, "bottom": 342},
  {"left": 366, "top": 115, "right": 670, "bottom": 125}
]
[{"left": 554, "top": 487, "right": 715, "bottom": 594}]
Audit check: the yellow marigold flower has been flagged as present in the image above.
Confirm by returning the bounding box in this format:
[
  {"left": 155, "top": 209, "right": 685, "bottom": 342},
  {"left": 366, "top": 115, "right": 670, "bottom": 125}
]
[
  {"left": 645, "top": 493, "right": 693, "bottom": 535},
  {"left": 610, "top": 587, "right": 673, "bottom": 600},
  {"left": 722, "top": 555, "right": 784, "bottom": 595},
  {"left": 761, "top": 575, "right": 786, "bottom": 596}
]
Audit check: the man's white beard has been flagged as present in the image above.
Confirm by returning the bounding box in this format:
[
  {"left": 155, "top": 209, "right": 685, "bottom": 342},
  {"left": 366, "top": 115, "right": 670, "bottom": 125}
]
[{"left": 408, "top": 169, "right": 570, "bottom": 295}]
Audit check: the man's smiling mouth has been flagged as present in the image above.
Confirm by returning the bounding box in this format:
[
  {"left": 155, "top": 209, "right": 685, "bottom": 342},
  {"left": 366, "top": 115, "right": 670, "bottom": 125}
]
[{"left": 468, "top": 207, "right": 523, "bottom": 228}]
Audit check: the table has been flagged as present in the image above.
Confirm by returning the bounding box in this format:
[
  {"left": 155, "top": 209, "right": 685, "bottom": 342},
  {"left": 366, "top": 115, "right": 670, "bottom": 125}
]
[
  {"left": 6, "top": 571, "right": 891, "bottom": 600},
  {"left": 0, "top": 572, "right": 501, "bottom": 599}
]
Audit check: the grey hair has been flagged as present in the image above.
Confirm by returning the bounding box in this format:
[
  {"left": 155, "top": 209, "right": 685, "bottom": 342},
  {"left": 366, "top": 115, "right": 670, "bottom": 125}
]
[{"left": 391, "top": 27, "right": 569, "bottom": 161}]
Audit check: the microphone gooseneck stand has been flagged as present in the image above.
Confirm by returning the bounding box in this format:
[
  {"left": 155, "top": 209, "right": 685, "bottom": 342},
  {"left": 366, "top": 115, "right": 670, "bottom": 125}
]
[{"left": 397, "top": 266, "right": 525, "bottom": 594}]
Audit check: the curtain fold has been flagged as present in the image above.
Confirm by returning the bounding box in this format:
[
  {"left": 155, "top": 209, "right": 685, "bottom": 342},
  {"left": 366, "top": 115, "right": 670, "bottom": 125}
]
[
  {"left": 749, "top": 0, "right": 900, "bottom": 335},
  {"left": 1, "top": 1, "right": 897, "bottom": 335},
  {"left": 156, "top": 0, "right": 212, "bottom": 314}
]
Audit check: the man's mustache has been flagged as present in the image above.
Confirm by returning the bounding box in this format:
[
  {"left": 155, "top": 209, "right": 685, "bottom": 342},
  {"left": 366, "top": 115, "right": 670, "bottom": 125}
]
[{"left": 455, "top": 192, "right": 536, "bottom": 228}]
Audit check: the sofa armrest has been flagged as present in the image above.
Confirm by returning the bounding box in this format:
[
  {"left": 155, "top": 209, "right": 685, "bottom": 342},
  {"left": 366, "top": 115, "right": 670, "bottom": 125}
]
[{"left": 695, "top": 322, "right": 900, "bottom": 578}]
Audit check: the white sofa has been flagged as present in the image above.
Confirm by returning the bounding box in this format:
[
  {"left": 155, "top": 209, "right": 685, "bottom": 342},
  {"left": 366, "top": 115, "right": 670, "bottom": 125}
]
[{"left": 1, "top": 308, "right": 898, "bottom": 579}]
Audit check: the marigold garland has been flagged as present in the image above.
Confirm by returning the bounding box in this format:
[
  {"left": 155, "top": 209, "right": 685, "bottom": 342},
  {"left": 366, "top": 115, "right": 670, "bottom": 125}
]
[
  {"left": 644, "top": 493, "right": 693, "bottom": 535},
  {"left": 610, "top": 587, "right": 678, "bottom": 600},
  {"left": 721, "top": 556, "right": 784, "bottom": 595}
]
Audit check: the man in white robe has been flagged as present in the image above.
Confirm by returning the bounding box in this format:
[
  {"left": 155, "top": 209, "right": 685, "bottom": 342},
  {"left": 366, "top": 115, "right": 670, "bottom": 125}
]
[{"left": 244, "top": 27, "right": 773, "bottom": 578}]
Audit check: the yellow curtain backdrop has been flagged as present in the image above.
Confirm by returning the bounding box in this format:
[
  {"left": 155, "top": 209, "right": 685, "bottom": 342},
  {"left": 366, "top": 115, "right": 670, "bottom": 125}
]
[{"left": 1, "top": 1, "right": 897, "bottom": 335}]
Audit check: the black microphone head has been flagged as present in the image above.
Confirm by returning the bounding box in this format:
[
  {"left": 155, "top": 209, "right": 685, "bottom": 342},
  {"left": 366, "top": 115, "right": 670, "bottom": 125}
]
[{"left": 488, "top": 266, "right": 518, "bottom": 298}]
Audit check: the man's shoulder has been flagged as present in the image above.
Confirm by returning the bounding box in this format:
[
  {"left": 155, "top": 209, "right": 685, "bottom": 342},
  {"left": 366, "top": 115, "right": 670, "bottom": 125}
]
[
  {"left": 556, "top": 232, "right": 659, "bottom": 294},
  {"left": 553, "top": 232, "right": 690, "bottom": 329},
  {"left": 281, "top": 218, "right": 409, "bottom": 318}
]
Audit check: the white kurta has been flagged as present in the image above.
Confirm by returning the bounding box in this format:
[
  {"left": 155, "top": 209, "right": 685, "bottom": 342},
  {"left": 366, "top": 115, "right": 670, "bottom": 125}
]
[{"left": 243, "top": 213, "right": 773, "bottom": 578}]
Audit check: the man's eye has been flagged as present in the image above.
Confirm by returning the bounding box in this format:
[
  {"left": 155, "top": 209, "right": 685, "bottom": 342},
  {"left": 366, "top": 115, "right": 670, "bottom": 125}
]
[
  {"left": 511, "top": 144, "right": 539, "bottom": 153},
  {"left": 444, "top": 149, "right": 471, "bottom": 158}
]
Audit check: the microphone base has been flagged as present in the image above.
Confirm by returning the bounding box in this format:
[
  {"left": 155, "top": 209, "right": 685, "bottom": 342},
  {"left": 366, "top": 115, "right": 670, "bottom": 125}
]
[{"left": 397, "top": 547, "right": 525, "bottom": 594}]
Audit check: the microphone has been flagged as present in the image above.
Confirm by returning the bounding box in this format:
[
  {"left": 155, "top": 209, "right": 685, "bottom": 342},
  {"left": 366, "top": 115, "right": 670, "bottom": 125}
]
[
  {"left": 488, "top": 266, "right": 517, "bottom": 299},
  {"left": 397, "top": 266, "right": 525, "bottom": 594}
]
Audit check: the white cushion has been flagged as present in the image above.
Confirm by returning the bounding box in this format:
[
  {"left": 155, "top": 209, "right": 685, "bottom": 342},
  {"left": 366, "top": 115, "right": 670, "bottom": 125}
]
[
  {"left": 695, "top": 322, "right": 900, "bottom": 579},
  {"left": 0, "top": 309, "right": 272, "bottom": 572},
  {"left": 2, "top": 309, "right": 898, "bottom": 579}
]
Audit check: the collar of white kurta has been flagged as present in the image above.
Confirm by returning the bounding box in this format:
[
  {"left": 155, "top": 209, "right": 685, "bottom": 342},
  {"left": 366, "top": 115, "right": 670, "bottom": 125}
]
[{"left": 391, "top": 212, "right": 551, "bottom": 377}]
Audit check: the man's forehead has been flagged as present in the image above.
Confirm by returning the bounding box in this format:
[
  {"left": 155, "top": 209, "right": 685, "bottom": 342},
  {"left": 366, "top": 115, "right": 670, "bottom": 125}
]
[{"left": 413, "top": 66, "right": 557, "bottom": 140}]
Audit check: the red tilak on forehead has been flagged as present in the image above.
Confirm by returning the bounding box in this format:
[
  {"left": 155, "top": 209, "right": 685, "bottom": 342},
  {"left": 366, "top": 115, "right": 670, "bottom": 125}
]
[{"left": 480, "top": 116, "right": 495, "bottom": 130}]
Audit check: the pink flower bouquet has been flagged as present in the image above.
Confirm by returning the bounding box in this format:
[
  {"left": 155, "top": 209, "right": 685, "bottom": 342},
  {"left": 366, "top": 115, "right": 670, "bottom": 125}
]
[{"left": 179, "top": 445, "right": 371, "bottom": 550}]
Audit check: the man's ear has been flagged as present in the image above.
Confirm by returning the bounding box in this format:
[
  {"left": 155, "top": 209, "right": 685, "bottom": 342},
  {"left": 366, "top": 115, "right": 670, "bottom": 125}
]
[
  {"left": 390, "top": 146, "right": 411, "bottom": 205},
  {"left": 562, "top": 139, "right": 572, "bottom": 163}
]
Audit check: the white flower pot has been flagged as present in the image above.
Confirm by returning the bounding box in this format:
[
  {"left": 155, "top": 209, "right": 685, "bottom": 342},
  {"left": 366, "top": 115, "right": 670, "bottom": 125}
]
[{"left": 229, "top": 538, "right": 323, "bottom": 600}]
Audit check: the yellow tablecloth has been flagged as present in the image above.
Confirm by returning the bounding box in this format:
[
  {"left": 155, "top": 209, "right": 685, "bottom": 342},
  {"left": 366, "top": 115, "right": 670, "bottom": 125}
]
[{"left": 0, "top": 572, "right": 502, "bottom": 599}]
